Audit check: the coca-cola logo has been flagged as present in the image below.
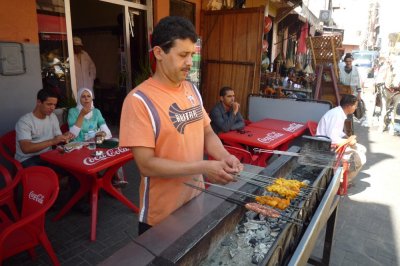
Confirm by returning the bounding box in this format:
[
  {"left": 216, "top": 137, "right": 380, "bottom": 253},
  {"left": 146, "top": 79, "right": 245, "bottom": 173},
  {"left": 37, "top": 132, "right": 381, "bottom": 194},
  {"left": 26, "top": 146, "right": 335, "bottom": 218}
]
[
  {"left": 83, "top": 147, "right": 130, "bottom": 166},
  {"left": 257, "top": 131, "right": 284, "bottom": 144},
  {"left": 29, "top": 190, "right": 44, "bottom": 204},
  {"left": 282, "top": 123, "right": 304, "bottom": 132}
]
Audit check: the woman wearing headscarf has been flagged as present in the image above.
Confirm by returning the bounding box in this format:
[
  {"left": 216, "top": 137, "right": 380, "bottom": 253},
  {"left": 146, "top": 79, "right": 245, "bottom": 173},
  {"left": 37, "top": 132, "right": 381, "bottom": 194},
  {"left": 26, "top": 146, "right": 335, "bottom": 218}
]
[
  {"left": 68, "top": 88, "right": 111, "bottom": 141},
  {"left": 68, "top": 88, "right": 127, "bottom": 188}
]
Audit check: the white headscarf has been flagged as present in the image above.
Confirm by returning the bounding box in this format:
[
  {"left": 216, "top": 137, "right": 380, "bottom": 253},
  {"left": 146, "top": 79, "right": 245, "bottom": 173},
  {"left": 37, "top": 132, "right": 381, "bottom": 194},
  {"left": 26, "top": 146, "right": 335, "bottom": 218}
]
[{"left": 77, "top": 88, "right": 94, "bottom": 119}]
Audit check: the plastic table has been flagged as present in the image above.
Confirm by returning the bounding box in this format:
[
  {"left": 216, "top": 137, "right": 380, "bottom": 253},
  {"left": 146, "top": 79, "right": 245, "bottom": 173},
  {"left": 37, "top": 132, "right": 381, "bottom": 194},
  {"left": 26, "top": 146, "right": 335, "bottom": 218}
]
[{"left": 41, "top": 146, "right": 139, "bottom": 241}]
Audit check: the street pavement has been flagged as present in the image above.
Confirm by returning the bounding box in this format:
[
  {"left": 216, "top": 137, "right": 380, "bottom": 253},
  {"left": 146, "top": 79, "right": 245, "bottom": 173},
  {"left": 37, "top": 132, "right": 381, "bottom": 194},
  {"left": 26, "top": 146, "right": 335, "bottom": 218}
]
[{"left": 310, "top": 85, "right": 400, "bottom": 266}]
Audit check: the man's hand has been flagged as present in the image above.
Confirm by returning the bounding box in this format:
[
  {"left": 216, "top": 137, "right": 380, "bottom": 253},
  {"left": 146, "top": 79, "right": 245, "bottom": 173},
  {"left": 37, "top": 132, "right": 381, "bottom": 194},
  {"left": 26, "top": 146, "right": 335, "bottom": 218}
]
[
  {"left": 203, "top": 160, "right": 239, "bottom": 185},
  {"left": 232, "top": 102, "right": 240, "bottom": 115},
  {"left": 222, "top": 154, "right": 243, "bottom": 173},
  {"left": 53, "top": 132, "right": 74, "bottom": 145}
]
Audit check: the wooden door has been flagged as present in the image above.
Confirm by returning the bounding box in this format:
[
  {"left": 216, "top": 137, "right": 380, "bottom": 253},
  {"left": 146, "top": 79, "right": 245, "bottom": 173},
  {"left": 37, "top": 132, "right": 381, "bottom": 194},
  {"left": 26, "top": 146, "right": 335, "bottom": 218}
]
[{"left": 200, "top": 7, "right": 264, "bottom": 117}]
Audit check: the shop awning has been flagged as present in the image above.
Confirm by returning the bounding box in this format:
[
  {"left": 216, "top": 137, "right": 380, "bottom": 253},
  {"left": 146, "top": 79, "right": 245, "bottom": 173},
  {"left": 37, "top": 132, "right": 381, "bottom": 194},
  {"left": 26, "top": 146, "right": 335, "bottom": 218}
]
[{"left": 37, "top": 13, "right": 67, "bottom": 35}]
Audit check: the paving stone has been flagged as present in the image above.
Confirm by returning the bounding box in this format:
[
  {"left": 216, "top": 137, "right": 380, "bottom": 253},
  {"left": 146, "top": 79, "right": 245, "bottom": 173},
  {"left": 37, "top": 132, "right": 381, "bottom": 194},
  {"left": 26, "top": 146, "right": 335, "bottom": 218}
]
[
  {"left": 63, "top": 256, "right": 86, "bottom": 266},
  {"left": 79, "top": 249, "right": 106, "bottom": 265}
]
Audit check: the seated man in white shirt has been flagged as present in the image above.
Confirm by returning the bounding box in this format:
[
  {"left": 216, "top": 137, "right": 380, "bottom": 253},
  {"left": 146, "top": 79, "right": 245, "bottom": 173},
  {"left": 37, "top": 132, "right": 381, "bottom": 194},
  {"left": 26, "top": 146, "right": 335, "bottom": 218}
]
[{"left": 317, "top": 94, "right": 366, "bottom": 183}]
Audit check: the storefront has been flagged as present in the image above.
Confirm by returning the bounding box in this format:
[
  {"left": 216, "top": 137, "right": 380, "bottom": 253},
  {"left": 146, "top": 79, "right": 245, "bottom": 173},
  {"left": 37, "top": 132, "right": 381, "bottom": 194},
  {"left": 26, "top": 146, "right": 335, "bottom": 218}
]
[
  {"left": 0, "top": 0, "right": 201, "bottom": 133},
  {"left": 35, "top": 0, "right": 153, "bottom": 124}
]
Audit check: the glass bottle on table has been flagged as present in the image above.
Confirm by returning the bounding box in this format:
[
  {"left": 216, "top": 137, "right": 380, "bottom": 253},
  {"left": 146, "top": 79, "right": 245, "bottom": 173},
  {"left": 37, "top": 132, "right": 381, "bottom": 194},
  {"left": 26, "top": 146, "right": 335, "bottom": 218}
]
[{"left": 86, "top": 124, "right": 96, "bottom": 150}]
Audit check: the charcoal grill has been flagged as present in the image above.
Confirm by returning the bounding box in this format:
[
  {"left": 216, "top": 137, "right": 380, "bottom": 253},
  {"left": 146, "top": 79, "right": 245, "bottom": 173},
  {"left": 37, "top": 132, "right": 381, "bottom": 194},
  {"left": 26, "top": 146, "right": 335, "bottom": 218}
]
[{"left": 100, "top": 137, "right": 343, "bottom": 266}]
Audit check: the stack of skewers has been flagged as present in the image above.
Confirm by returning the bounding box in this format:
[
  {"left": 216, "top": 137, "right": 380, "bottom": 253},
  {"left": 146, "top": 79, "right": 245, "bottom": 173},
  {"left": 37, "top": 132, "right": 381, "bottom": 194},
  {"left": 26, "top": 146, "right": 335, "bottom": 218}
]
[{"left": 186, "top": 172, "right": 322, "bottom": 226}]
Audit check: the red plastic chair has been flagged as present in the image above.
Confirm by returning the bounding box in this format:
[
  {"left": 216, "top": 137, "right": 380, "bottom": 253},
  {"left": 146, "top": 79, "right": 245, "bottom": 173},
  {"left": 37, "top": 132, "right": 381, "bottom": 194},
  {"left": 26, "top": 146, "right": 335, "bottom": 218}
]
[
  {"left": 0, "top": 131, "right": 16, "bottom": 158},
  {"left": 0, "top": 144, "right": 22, "bottom": 221},
  {"left": 334, "top": 143, "right": 351, "bottom": 196},
  {"left": 60, "top": 123, "right": 69, "bottom": 134},
  {"left": 0, "top": 164, "right": 21, "bottom": 221},
  {"left": 0, "top": 166, "right": 60, "bottom": 266},
  {"left": 223, "top": 145, "right": 267, "bottom": 167},
  {"left": 222, "top": 140, "right": 245, "bottom": 149},
  {"left": 307, "top": 120, "right": 318, "bottom": 136},
  {"left": 223, "top": 145, "right": 254, "bottom": 164}
]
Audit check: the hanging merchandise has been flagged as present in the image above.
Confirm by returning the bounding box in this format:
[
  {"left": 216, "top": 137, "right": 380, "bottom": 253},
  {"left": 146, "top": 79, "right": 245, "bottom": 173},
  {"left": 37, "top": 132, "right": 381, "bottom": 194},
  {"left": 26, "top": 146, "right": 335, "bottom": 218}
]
[
  {"left": 295, "top": 61, "right": 303, "bottom": 72},
  {"left": 297, "top": 23, "right": 308, "bottom": 54},
  {"left": 304, "top": 64, "right": 314, "bottom": 74},
  {"left": 186, "top": 38, "right": 201, "bottom": 89},
  {"left": 264, "top": 16, "right": 272, "bottom": 33}
]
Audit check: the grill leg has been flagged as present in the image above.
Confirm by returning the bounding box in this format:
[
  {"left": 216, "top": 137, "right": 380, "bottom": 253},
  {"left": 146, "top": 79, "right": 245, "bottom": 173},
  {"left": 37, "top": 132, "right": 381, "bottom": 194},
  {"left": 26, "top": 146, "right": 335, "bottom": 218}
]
[
  {"left": 322, "top": 204, "right": 338, "bottom": 265},
  {"left": 308, "top": 197, "right": 340, "bottom": 266}
]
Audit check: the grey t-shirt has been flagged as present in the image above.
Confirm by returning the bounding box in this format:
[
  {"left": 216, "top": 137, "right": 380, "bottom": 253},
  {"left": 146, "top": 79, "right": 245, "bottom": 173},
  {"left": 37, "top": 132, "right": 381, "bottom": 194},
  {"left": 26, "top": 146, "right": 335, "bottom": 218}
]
[{"left": 15, "top": 112, "right": 61, "bottom": 162}]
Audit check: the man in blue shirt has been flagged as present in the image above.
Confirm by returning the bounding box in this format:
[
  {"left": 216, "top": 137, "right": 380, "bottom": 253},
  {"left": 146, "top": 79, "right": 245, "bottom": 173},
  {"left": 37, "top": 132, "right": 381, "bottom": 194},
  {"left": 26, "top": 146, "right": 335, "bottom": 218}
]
[{"left": 210, "top": 86, "right": 245, "bottom": 134}]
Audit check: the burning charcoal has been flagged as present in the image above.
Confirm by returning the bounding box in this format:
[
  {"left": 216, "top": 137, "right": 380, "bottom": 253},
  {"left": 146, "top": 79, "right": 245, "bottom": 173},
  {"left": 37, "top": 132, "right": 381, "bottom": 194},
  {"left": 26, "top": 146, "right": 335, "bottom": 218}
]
[
  {"left": 256, "top": 229, "right": 267, "bottom": 240},
  {"left": 255, "top": 243, "right": 268, "bottom": 254},
  {"left": 229, "top": 247, "right": 238, "bottom": 258},
  {"left": 249, "top": 237, "right": 258, "bottom": 247},
  {"left": 221, "top": 236, "right": 234, "bottom": 246},
  {"left": 237, "top": 224, "right": 246, "bottom": 234},
  {"left": 261, "top": 235, "right": 272, "bottom": 243},
  {"left": 245, "top": 210, "right": 258, "bottom": 220},
  {"left": 249, "top": 219, "right": 266, "bottom": 225},
  {"left": 244, "top": 221, "right": 260, "bottom": 230},
  {"left": 258, "top": 214, "right": 266, "bottom": 221},
  {"left": 251, "top": 253, "right": 264, "bottom": 264}
]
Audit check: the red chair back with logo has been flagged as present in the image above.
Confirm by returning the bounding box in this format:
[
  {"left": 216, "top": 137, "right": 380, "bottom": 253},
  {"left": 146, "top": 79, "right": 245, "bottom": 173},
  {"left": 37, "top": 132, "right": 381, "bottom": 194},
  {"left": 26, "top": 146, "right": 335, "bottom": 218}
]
[{"left": 0, "top": 166, "right": 60, "bottom": 266}]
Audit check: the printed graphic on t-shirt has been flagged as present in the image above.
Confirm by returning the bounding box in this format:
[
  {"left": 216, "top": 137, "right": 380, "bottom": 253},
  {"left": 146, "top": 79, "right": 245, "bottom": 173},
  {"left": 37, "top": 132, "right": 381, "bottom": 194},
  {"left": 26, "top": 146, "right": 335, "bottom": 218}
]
[{"left": 169, "top": 103, "right": 203, "bottom": 134}]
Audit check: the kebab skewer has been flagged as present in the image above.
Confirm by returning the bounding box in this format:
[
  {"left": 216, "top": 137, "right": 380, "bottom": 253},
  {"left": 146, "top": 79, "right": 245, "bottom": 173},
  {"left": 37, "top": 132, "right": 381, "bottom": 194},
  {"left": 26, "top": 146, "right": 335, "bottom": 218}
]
[
  {"left": 237, "top": 171, "right": 324, "bottom": 191},
  {"left": 234, "top": 175, "right": 308, "bottom": 200},
  {"left": 184, "top": 182, "right": 303, "bottom": 226},
  {"left": 193, "top": 179, "right": 302, "bottom": 210}
]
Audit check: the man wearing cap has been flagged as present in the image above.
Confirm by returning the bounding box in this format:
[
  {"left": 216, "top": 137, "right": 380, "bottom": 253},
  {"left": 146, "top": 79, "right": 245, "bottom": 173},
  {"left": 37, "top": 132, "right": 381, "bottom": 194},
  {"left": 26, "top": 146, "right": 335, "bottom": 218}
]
[{"left": 73, "top": 36, "right": 96, "bottom": 94}]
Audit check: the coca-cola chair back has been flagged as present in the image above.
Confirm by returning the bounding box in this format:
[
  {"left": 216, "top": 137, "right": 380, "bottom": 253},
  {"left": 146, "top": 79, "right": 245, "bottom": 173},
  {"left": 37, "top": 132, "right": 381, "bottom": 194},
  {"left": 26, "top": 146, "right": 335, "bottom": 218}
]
[
  {"left": 0, "top": 160, "right": 13, "bottom": 190},
  {"left": 0, "top": 130, "right": 17, "bottom": 157},
  {"left": 0, "top": 144, "right": 22, "bottom": 182},
  {"left": 20, "top": 167, "right": 59, "bottom": 223},
  {"left": 0, "top": 163, "right": 21, "bottom": 221},
  {"left": 223, "top": 145, "right": 268, "bottom": 167},
  {"left": 223, "top": 145, "right": 254, "bottom": 164},
  {"left": 307, "top": 120, "right": 319, "bottom": 137}
]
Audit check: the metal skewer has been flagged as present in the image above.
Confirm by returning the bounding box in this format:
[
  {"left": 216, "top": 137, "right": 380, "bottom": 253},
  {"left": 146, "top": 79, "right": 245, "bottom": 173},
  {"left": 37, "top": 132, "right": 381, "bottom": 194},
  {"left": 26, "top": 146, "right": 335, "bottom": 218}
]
[
  {"left": 235, "top": 173, "right": 318, "bottom": 194},
  {"left": 233, "top": 175, "right": 308, "bottom": 202},
  {"left": 193, "top": 179, "right": 303, "bottom": 210},
  {"left": 239, "top": 171, "right": 325, "bottom": 191},
  {"left": 185, "top": 183, "right": 303, "bottom": 226},
  {"left": 194, "top": 179, "right": 256, "bottom": 198}
]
